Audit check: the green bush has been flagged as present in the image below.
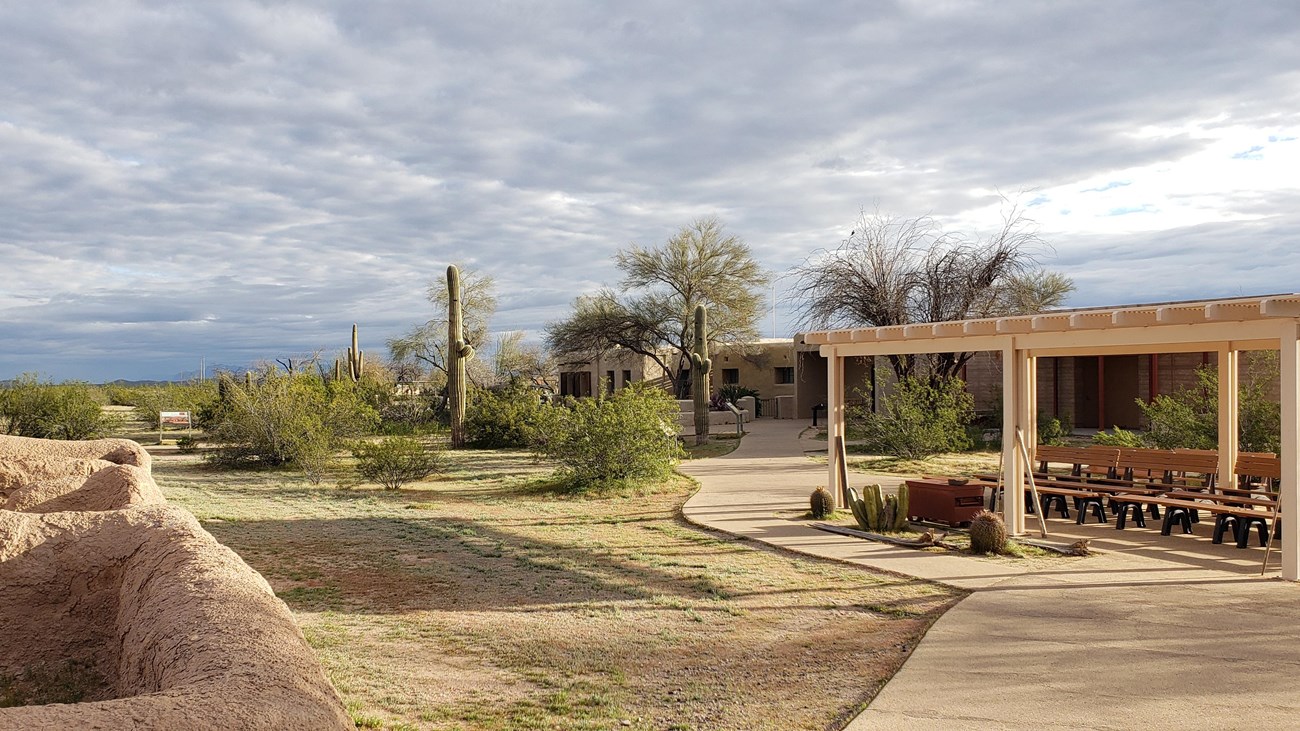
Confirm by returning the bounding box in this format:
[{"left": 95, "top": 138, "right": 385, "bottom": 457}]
[
  {"left": 464, "top": 383, "right": 550, "bottom": 448},
  {"left": 1093, "top": 426, "right": 1144, "bottom": 448},
  {"left": 352, "top": 437, "right": 444, "bottom": 489},
  {"left": 1037, "top": 411, "right": 1072, "bottom": 445},
  {"left": 532, "top": 383, "right": 684, "bottom": 490},
  {"left": 717, "top": 384, "right": 761, "bottom": 415},
  {"left": 849, "top": 376, "right": 975, "bottom": 459},
  {"left": 1137, "top": 357, "right": 1280, "bottom": 453},
  {"left": 205, "top": 371, "right": 379, "bottom": 480},
  {"left": 0, "top": 374, "right": 119, "bottom": 440}
]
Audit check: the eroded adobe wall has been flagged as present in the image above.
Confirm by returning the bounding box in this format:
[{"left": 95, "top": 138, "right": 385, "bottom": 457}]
[{"left": 0, "top": 437, "right": 350, "bottom": 730}]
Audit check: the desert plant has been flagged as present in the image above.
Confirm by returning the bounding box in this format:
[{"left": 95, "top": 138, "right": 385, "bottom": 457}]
[
  {"left": 1037, "top": 411, "right": 1071, "bottom": 445},
  {"left": 176, "top": 436, "right": 200, "bottom": 454},
  {"left": 464, "top": 383, "right": 550, "bottom": 448},
  {"left": 1093, "top": 426, "right": 1144, "bottom": 448},
  {"left": 809, "top": 487, "right": 835, "bottom": 519},
  {"left": 844, "top": 483, "right": 910, "bottom": 532},
  {"left": 691, "top": 305, "right": 711, "bottom": 445},
  {"left": 850, "top": 376, "right": 975, "bottom": 459},
  {"left": 532, "top": 382, "right": 684, "bottom": 490},
  {"left": 447, "top": 265, "right": 475, "bottom": 449},
  {"left": 205, "top": 370, "right": 378, "bottom": 477},
  {"left": 347, "top": 323, "right": 365, "bottom": 382},
  {"left": 968, "top": 510, "right": 1008, "bottom": 554},
  {"left": 1137, "top": 356, "right": 1280, "bottom": 453},
  {"left": 352, "top": 437, "right": 444, "bottom": 489},
  {"left": 0, "top": 374, "right": 117, "bottom": 440}
]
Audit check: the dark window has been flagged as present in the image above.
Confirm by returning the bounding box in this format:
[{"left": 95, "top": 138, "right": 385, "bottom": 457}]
[
  {"left": 606, "top": 370, "right": 615, "bottom": 394},
  {"left": 622, "top": 370, "right": 632, "bottom": 386},
  {"left": 775, "top": 366, "right": 794, "bottom": 384},
  {"left": 722, "top": 368, "right": 740, "bottom": 385}
]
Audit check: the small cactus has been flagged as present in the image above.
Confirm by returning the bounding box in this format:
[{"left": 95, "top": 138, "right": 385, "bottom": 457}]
[
  {"left": 968, "top": 510, "right": 1008, "bottom": 554},
  {"left": 893, "top": 483, "right": 910, "bottom": 532},
  {"left": 810, "top": 487, "right": 835, "bottom": 519},
  {"left": 244, "top": 371, "right": 253, "bottom": 389}
]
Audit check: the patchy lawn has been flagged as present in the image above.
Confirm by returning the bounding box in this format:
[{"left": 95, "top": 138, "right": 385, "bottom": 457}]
[{"left": 154, "top": 449, "right": 961, "bottom": 731}]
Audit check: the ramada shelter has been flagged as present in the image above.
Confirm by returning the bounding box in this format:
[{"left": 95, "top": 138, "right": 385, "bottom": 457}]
[{"left": 803, "top": 294, "right": 1300, "bottom": 581}]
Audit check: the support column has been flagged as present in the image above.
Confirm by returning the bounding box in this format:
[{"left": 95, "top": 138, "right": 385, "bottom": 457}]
[
  {"left": 1217, "top": 347, "right": 1239, "bottom": 490},
  {"left": 826, "top": 349, "right": 846, "bottom": 507},
  {"left": 1281, "top": 324, "right": 1299, "bottom": 580},
  {"left": 1026, "top": 356, "right": 1039, "bottom": 450},
  {"left": 1001, "top": 343, "right": 1025, "bottom": 535}
]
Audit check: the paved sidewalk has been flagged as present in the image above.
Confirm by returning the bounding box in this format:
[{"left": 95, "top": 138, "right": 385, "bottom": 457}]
[{"left": 679, "top": 420, "right": 1300, "bottom": 730}]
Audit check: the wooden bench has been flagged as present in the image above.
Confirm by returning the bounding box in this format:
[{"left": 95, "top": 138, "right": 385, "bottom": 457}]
[{"left": 1110, "top": 490, "right": 1277, "bottom": 547}]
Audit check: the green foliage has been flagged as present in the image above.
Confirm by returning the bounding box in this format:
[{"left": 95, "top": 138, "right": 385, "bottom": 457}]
[
  {"left": 1092, "top": 426, "right": 1144, "bottom": 448},
  {"left": 205, "top": 370, "right": 379, "bottom": 480},
  {"left": 845, "top": 484, "right": 910, "bottom": 532},
  {"left": 0, "top": 374, "right": 119, "bottom": 440},
  {"left": 351, "top": 437, "right": 444, "bottom": 490},
  {"left": 106, "top": 380, "right": 219, "bottom": 428},
  {"left": 968, "top": 510, "right": 1008, "bottom": 554},
  {"left": 809, "top": 487, "right": 835, "bottom": 519},
  {"left": 1137, "top": 357, "right": 1280, "bottom": 453},
  {"left": 718, "top": 384, "right": 761, "bottom": 415},
  {"left": 532, "top": 383, "right": 684, "bottom": 490},
  {"left": 850, "top": 376, "right": 975, "bottom": 459},
  {"left": 1037, "top": 411, "right": 1071, "bottom": 445},
  {"left": 464, "top": 384, "right": 550, "bottom": 448}
]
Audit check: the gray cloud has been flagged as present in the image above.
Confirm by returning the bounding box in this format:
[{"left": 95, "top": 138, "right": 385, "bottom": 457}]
[{"left": 2, "top": 1, "right": 1299, "bottom": 379}]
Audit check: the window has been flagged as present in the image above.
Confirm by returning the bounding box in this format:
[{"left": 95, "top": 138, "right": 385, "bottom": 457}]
[
  {"left": 722, "top": 368, "right": 740, "bottom": 385},
  {"left": 606, "top": 370, "right": 615, "bottom": 394},
  {"left": 622, "top": 370, "right": 632, "bottom": 387},
  {"left": 775, "top": 366, "right": 794, "bottom": 384}
]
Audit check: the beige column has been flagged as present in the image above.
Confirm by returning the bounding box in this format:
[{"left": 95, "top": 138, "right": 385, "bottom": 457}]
[
  {"left": 1217, "top": 347, "right": 1239, "bottom": 490},
  {"left": 826, "top": 349, "right": 846, "bottom": 507},
  {"left": 1001, "top": 344, "right": 1025, "bottom": 534},
  {"left": 1281, "top": 324, "right": 1299, "bottom": 580},
  {"left": 1026, "top": 355, "right": 1039, "bottom": 452}
]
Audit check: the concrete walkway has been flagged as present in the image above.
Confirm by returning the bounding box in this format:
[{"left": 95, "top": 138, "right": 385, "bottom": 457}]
[{"left": 680, "top": 420, "right": 1300, "bottom": 730}]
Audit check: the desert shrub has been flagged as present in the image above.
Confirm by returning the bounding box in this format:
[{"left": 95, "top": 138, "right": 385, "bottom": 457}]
[
  {"left": 849, "top": 376, "right": 975, "bottom": 459},
  {"left": 464, "top": 383, "right": 550, "bottom": 448},
  {"left": 0, "top": 374, "right": 118, "bottom": 440},
  {"left": 352, "top": 437, "right": 444, "bottom": 489},
  {"left": 1137, "top": 357, "right": 1280, "bottom": 453},
  {"left": 533, "top": 383, "right": 684, "bottom": 490},
  {"left": 205, "top": 371, "right": 378, "bottom": 479},
  {"left": 118, "top": 381, "right": 219, "bottom": 428},
  {"left": 717, "top": 384, "right": 761, "bottom": 415},
  {"left": 176, "top": 435, "right": 200, "bottom": 454},
  {"left": 1093, "top": 426, "right": 1144, "bottom": 448},
  {"left": 809, "top": 487, "right": 835, "bottom": 519},
  {"left": 1037, "top": 411, "right": 1071, "bottom": 445}
]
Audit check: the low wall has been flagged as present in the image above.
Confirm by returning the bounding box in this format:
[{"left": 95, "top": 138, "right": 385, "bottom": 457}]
[{"left": 0, "top": 436, "right": 350, "bottom": 729}]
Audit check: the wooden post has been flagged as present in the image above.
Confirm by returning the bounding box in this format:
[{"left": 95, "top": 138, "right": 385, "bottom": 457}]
[
  {"left": 1217, "top": 347, "right": 1239, "bottom": 492},
  {"left": 1281, "top": 323, "right": 1299, "bottom": 581},
  {"left": 1001, "top": 343, "right": 1025, "bottom": 535},
  {"left": 826, "top": 349, "right": 846, "bottom": 507},
  {"left": 1097, "top": 355, "right": 1106, "bottom": 430}
]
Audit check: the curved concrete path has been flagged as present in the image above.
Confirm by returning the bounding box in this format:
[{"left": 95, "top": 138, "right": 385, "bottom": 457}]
[{"left": 680, "top": 421, "right": 1300, "bottom": 730}]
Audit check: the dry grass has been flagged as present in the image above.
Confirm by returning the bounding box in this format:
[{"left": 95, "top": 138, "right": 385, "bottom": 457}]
[
  {"left": 153, "top": 448, "right": 961, "bottom": 731},
  {"left": 843, "top": 450, "right": 1002, "bottom": 479}
]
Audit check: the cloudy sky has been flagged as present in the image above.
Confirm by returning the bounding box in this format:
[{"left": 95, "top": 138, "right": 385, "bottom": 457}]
[{"left": 3, "top": 1, "right": 1299, "bottom": 381}]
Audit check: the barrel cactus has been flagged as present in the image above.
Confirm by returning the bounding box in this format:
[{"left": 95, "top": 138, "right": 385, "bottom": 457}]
[
  {"left": 845, "top": 483, "right": 910, "bottom": 532},
  {"left": 809, "top": 487, "right": 835, "bottom": 519},
  {"left": 968, "top": 510, "right": 1008, "bottom": 554}
]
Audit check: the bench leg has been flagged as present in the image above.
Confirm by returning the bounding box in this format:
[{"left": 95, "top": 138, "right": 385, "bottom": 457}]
[
  {"left": 1024, "top": 489, "right": 1036, "bottom": 515},
  {"left": 1237, "top": 518, "right": 1269, "bottom": 549},
  {"left": 1041, "top": 494, "right": 1069, "bottom": 519},
  {"left": 1147, "top": 503, "right": 1161, "bottom": 520},
  {"left": 1114, "top": 502, "right": 1145, "bottom": 530},
  {"left": 1161, "top": 508, "right": 1193, "bottom": 536},
  {"left": 1075, "top": 498, "right": 1107, "bottom": 525},
  {"left": 1212, "top": 515, "right": 1238, "bottom": 545}
]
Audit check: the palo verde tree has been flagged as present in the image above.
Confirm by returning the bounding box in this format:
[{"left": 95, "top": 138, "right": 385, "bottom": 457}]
[
  {"left": 547, "top": 216, "right": 768, "bottom": 398},
  {"left": 791, "top": 201, "right": 1072, "bottom": 382}
]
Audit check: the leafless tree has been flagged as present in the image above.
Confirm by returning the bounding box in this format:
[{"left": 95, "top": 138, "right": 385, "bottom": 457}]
[{"left": 791, "top": 201, "right": 1068, "bottom": 381}]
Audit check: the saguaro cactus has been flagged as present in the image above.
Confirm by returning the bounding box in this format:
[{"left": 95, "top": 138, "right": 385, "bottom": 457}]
[
  {"left": 691, "top": 305, "right": 711, "bottom": 445},
  {"left": 347, "top": 324, "right": 364, "bottom": 382},
  {"left": 447, "top": 265, "right": 475, "bottom": 449}
]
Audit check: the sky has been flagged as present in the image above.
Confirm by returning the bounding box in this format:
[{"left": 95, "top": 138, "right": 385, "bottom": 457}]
[{"left": 3, "top": 1, "right": 1299, "bottom": 381}]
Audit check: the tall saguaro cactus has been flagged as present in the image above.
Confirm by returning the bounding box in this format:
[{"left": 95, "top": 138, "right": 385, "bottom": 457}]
[
  {"left": 347, "top": 324, "right": 364, "bottom": 382},
  {"left": 691, "top": 305, "right": 711, "bottom": 445},
  {"left": 447, "top": 265, "right": 475, "bottom": 449}
]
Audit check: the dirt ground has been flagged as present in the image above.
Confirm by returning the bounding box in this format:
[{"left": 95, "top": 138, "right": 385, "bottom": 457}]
[{"left": 154, "top": 448, "right": 961, "bottom": 731}]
